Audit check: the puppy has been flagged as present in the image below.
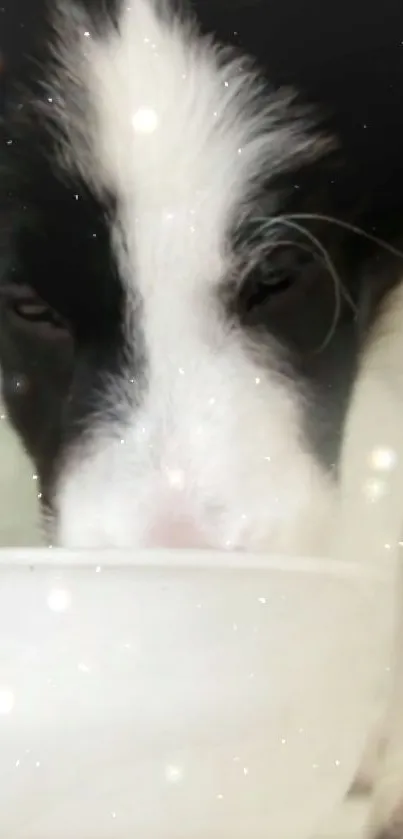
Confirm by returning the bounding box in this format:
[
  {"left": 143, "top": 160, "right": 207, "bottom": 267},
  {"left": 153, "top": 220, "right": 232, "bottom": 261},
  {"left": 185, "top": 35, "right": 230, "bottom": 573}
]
[{"left": 2, "top": 0, "right": 403, "bottom": 834}]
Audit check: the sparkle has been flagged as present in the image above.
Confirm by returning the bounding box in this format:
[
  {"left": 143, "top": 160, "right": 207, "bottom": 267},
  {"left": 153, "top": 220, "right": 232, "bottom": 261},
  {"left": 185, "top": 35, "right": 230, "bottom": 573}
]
[
  {"left": 83, "top": 30, "right": 91, "bottom": 38},
  {"left": 111, "top": 812, "right": 117, "bottom": 819},
  {"left": 224, "top": 81, "right": 229, "bottom": 87},
  {"left": 363, "top": 478, "right": 387, "bottom": 502},
  {"left": 165, "top": 764, "right": 184, "bottom": 783},
  {"left": 132, "top": 107, "right": 159, "bottom": 134},
  {"left": 255, "top": 377, "right": 261, "bottom": 385},
  {"left": 281, "top": 738, "right": 286, "bottom": 745},
  {"left": 216, "top": 793, "right": 224, "bottom": 800},
  {"left": 243, "top": 766, "right": 249, "bottom": 776},
  {"left": 178, "top": 367, "right": 185, "bottom": 376},
  {"left": 370, "top": 446, "right": 397, "bottom": 472},
  {"left": 32, "top": 474, "right": 38, "bottom": 481},
  {"left": 13, "top": 377, "right": 26, "bottom": 392},
  {"left": 258, "top": 596, "right": 267, "bottom": 605}
]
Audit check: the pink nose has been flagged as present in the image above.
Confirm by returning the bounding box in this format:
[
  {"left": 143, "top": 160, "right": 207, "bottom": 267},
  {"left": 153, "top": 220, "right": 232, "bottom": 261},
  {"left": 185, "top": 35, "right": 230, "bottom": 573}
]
[{"left": 146, "top": 515, "right": 209, "bottom": 549}]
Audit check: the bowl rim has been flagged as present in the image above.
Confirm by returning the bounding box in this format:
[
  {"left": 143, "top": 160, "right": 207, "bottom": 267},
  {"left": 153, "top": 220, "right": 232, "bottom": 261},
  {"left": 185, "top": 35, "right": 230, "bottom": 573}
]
[{"left": 0, "top": 547, "right": 396, "bottom": 578}]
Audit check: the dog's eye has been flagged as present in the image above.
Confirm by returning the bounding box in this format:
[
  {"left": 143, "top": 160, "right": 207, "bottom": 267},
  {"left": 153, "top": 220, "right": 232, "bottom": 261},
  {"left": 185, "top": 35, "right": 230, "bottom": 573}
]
[
  {"left": 1, "top": 285, "right": 69, "bottom": 338},
  {"left": 239, "top": 264, "right": 295, "bottom": 314},
  {"left": 13, "top": 297, "right": 62, "bottom": 326}
]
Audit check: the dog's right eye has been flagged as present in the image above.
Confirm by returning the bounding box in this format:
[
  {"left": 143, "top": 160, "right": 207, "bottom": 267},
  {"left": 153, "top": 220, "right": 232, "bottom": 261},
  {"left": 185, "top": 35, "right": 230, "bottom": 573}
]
[{"left": 1, "top": 285, "right": 70, "bottom": 340}]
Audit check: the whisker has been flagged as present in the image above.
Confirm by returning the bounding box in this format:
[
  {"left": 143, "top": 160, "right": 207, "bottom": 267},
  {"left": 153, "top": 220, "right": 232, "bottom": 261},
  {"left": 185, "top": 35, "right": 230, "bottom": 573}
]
[
  {"left": 266, "top": 238, "right": 318, "bottom": 258},
  {"left": 256, "top": 216, "right": 345, "bottom": 353},
  {"left": 284, "top": 213, "right": 403, "bottom": 262},
  {"left": 243, "top": 236, "right": 316, "bottom": 280},
  {"left": 265, "top": 237, "right": 357, "bottom": 314},
  {"left": 230, "top": 236, "right": 318, "bottom": 289}
]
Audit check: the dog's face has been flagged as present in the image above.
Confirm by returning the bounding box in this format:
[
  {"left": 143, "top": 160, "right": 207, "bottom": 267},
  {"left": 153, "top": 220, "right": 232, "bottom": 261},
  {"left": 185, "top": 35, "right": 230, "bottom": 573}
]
[{"left": 0, "top": 0, "right": 388, "bottom": 550}]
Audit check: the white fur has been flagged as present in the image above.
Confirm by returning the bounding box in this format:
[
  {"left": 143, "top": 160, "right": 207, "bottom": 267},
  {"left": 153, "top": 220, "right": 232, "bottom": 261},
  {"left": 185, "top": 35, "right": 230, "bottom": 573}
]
[{"left": 50, "top": 0, "right": 334, "bottom": 551}]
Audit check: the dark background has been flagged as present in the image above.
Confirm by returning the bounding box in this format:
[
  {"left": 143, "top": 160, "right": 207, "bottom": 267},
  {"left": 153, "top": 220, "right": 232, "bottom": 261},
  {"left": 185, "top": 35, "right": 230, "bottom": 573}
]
[
  {"left": 2, "top": 0, "right": 403, "bottom": 159},
  {"left": 2, "top": 0, "right": 403, "bottom": 89},
  {"left": 2, "top": 0, "right": 403, "bottom": 211}
]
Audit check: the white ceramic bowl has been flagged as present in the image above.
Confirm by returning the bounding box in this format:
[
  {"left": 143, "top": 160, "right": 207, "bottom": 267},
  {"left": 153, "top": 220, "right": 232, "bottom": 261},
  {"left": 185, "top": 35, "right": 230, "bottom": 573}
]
[{"left": 0, "top": 550, "right": 398, "bottom": 839}]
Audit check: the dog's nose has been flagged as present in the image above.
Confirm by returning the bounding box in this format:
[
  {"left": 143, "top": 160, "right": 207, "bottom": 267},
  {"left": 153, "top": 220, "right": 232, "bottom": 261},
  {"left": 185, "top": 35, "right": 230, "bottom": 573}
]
[{"left": 146, "top": 514, "right": 209, "bottom": 549}]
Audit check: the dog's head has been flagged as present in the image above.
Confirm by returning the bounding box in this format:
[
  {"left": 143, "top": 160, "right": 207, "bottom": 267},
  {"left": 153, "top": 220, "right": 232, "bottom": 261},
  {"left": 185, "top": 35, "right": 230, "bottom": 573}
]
[{"left": 0, "top": 0, "right": 400, "bottom": 550}]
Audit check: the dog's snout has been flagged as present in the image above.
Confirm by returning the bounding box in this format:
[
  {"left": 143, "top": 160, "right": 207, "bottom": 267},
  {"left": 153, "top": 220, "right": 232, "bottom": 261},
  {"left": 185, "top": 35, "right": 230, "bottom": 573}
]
[{"left": 145, "top": 514, "right": 209, "bottom": 549}]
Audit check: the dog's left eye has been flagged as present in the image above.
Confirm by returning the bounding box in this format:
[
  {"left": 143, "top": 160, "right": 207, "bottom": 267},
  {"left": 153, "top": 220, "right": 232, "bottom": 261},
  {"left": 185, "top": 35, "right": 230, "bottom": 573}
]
[{"left": 241, "top": 268, "right": 295, "bottom": 312}]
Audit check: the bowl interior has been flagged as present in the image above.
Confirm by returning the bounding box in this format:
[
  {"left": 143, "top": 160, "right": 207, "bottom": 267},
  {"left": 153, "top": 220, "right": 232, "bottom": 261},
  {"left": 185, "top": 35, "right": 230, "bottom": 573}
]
[{"left": 0, "top": 550, "right": 397, "bottom": 839}]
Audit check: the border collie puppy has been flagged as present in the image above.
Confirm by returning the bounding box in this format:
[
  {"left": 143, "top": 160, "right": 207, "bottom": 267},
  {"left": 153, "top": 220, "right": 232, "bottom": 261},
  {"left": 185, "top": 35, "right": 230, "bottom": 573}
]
[
  {"left": 2, "top": 0, "right": 403, "bottom": 553},
  {"left": 2, "top": 2, "right": 403, "bottom": 833}
]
